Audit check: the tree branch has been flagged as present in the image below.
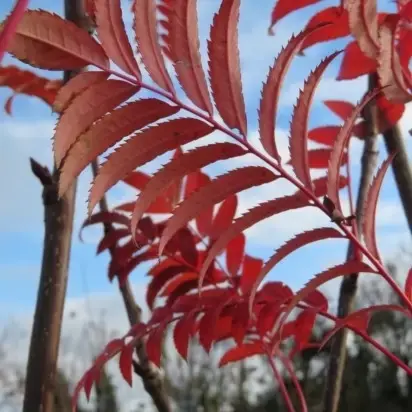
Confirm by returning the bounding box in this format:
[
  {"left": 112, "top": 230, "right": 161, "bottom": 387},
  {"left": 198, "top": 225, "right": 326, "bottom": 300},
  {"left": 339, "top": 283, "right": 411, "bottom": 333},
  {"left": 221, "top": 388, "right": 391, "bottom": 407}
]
[
  {"left": 382, "top": 123, "right": 412, "bottom": 234},
  {"left": 90, "top": 160, "right": 172, "bottom": 412},
  {"left": 322, "top": 74, "right": 380, "bottom": 412}
]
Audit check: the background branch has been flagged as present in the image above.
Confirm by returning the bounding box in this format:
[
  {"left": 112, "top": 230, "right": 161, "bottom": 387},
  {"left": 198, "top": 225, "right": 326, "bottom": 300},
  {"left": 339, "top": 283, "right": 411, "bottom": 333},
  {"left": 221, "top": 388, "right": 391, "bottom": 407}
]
[
  {"left": 322, "top": 74, "right": 380, "bottom": 412},
  {"left": 90, "top": 160, "right": 172, "bottom": 412},
  {"left": 382, "top": 124, "right": 412, "bottom": 234}
]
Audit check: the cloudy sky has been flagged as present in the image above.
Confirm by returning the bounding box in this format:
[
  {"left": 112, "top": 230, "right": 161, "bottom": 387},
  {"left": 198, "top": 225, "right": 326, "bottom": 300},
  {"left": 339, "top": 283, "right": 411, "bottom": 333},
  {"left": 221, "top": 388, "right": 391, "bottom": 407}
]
[{"left": 1, "top": 0, "right": 412, "bottom": 409}]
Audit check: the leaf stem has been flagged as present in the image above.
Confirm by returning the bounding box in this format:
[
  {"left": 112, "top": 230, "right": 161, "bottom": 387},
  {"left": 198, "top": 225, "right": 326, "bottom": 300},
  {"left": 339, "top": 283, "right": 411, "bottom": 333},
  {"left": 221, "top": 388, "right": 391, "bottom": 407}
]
[
  {"left": 278, "top": 351, "right": 308, "bottom": 412},
  {"left": 96, "top": 66, "right": 412, "bottom": 313},
  {"left": 298, "top": 304, "right": 412, "bottom": 375},
  {"left": 265, "top": 346, "right": 296, "bottom": 412}
]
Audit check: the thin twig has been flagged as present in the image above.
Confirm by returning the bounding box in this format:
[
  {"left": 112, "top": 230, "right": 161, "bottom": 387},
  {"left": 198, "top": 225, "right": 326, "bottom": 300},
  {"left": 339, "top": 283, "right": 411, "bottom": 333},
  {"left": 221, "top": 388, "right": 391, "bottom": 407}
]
[
  {"left": 322, "top": 74, "right": 380, "bottom": 412},
  {"left": 90, "top": 160, "right": 172, "bottom": 412}
]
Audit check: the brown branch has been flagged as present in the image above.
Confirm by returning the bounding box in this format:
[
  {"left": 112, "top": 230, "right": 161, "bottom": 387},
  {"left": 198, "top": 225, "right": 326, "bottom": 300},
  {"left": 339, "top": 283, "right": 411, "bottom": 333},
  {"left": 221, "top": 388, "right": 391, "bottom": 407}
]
[
  {"left": 21, "top": 2, "right": 88, "bottom": 411},
  {"left": 382, "top": 123, "right": 412, "bottom": 234},
  {"left": 90, "top": 160, "right": 172, "bottom": 412},
  {"left": 322, "top": 74, "right": 380, "bottom": 412}
]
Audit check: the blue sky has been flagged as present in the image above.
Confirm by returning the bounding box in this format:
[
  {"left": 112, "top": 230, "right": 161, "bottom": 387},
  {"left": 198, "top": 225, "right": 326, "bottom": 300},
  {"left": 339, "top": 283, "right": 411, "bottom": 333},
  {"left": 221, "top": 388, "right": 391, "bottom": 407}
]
[{"left": 1, "top": 0, "right": 411, "bottom": 339}]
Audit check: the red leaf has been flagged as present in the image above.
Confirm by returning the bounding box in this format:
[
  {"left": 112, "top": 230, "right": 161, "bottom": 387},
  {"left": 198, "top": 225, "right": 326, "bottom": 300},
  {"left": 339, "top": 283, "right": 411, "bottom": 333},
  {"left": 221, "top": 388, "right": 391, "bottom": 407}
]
[
  {"left": 252, "top": 228, "right": 343, "bottom": 309},
  {"left": 308, "top": 126, "right": 339, "bottom": 146},
  {"left": 163, "top": 147, "right": 184, "bottom": 208},
  {"left": 146, "top": 324, "right": 167, "bottom": 367},
  {"left": 134, "top": 0, "right": 174, "bottom": 92},
  {"left": 405, "top": 268, "right": 412, "bottom": 302},
  {"left": 240, "top": 255, "right": 263, "bottom": 295},
  {"left": 84, "top": 0, "right": 96, "bottom": 22},
  {"left": 258, "top": 281, "right": 294, "bottom": 303},
  {"left": 226, "top": 233, "right": 245, "bottom": 277},
  {"left": 293, "top": 310, "right": 316, "bottom": 349},
  {"left": 362, "top": 153, "right": 396, "bottom": 262},
  {"left": 289, "top": 51, "right": 340, "bottom": 189},
  {"left": 376, "top": 94, "right": 405, "bottom": 131},
  {"left": 161, "top": 0, "right": 213, "bottom": 113},
  {"left": 115, "top": 248, "right": 158, "bottom": 283},
  {"left": 307, "top": 148, "right": 347, "bottom": 169},
  {"left": 116, "top": 197, "right": 172, "bottom": 214},
  {"left": 150, "top": 258, "right": 180, "bottom": 276},
  {"left": 323, "top": 100, "right": 355, "bottom": 121},
  {"left": 201, "top": 194, "right": 309, "bottom": 284},
  {"left": 175, "top": 228, "right": 198, "bottom": 267},
  {"left": 320, "top": 304, "right": 408, "bottom": 350},
  {"left": 80, "top": 211, "right": 130, "bottom": 241},
  {"left": 119, "top": 343, "right": 134, "bottom": 386},
  {"left": 159, "top": 167, "right": 277, "bottom": 256},
  {"left": 219, "top": 341, "right": 264, "bottom": 367},
  {"left": 208, "top": 0, "right": 247, "bottom": 136},
  {"left": 53, "top": 71, "right": 108, "bottom": 113},
  {"left": 166, "top": 279, "right": 204, "bottom": 307},
  {"left": 88, "top": 118, "right": 214, "bottom": 215},
  {"left": 347, "top": 0, "right": 379, "bottom": 59},
  {"left": 130, "top": 143, "right": 246, "bottom": 236},
  {"left": 269, "top": 0, "right": 323, "bottom": 32},
  {"left": 165, "top": 274, "right": 204, "bottom": 299},
  {"left": 327, "top": 89, "right": 381, "bottom": 211},
  {"left": 0, "top": 65, "right": 61, "bottom": 112},
  {"left": 213, "top": 315, "right": 235, "bottom": 343},
  {"left": 299, "top": 7, "right": 350, "bottom": 53},
  {"left": 59, "top": 99, "right": 179, "bottom": 196},
  {"left": 281, "top": 261, "right": 377, "bottom": 326},
  {"left": 210, "top": 195, "right": 238, "bottom": 239},
  {"left": 137, "top": 216, "right": 157, "bottom": 240},
  {"left": 260, "top": 27, "right": 319, "bottom": 162},
  {"left": 312, "top": 175, "right": 348, "bottom": 198},
  {"left": 97, "top": 228, "right": 130, "bottom": 254},
  {"left": 377, "top": 16, "right": 411, "bottom": 103},
  {"left": 257, "top": 304, "right": 283, "bottom": 337},
  {"left": 54, "top": 79, "right": 138, "bottom": 167},
  {"left": 185, "top": 171, "right": 214, "bottom": 237},
  {"left": 173, "top": 312, "right": 197, "bottom": 360},
  {"left": 337, "top": 40, "right": 376, "bottom": 80},
  {"left": 146, "top": 265, "right": 188, "bottom": 309},
  {"left": 122, "top": 170, "right": 151, "bottom": 190},
  {"left": 303, "top": 290, "right": 328, "bottom": 311},
  {"left": 0, "top": 0, "right": 29, "bottom": 63},
  {"left": 94, "top": 0, "right": 141, "bottom": 78},
  {"left": 230, "top": 301, "right": 250, "bottom": 345},
  {"left": 198, "top": 297, "right": 233, "bottom": 353},
  {"left": 7, "top": 10, "right": 109, "bottom": 70}
]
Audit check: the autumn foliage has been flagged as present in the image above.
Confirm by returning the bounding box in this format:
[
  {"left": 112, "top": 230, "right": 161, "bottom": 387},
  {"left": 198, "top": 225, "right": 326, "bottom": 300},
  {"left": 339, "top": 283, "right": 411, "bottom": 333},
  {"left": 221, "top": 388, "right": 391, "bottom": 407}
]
[{"left": 1, "top": 0, "right": 412, "bottom": 411}]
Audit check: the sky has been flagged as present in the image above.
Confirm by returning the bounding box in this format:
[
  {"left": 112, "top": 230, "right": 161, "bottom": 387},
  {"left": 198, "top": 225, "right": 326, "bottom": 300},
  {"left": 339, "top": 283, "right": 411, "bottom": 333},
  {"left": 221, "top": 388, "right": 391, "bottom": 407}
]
[{"left": 1, "top": 0, "right": 412, "bottom": 410}]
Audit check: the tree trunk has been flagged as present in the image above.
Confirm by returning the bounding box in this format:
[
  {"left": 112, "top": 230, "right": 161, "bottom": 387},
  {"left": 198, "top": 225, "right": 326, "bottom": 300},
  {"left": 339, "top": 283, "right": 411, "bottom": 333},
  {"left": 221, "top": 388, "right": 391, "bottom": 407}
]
[{"left": 22, "top": 1, "right": 88, "bottom": 411}]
